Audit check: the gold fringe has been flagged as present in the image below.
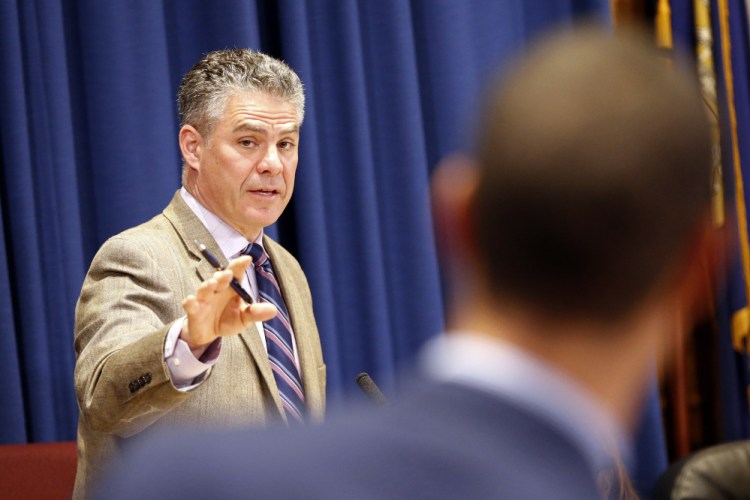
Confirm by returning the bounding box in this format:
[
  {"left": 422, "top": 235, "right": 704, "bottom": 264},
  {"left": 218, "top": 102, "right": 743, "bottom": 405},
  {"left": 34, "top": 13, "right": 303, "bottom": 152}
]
[
  {"left": 731, "top": 307, "right": 750, "bottom": 352},
  {"left": 694, "top": 0, "right": 725, "bottom": 226},
  {"left": 656, "top": 0, "right": 674, "bottom": 49}
]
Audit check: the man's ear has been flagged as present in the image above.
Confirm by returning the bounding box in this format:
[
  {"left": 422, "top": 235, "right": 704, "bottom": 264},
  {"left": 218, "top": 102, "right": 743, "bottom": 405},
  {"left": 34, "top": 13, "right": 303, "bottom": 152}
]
[
  {"left": 179, "top": 125, "right": 203, "bottom": 170},
  {"left": 430, "top": 155, "right": 480, "bottom": 274},
  {"left": 676, "top": 215, "right": 729, "bottom": 323}
]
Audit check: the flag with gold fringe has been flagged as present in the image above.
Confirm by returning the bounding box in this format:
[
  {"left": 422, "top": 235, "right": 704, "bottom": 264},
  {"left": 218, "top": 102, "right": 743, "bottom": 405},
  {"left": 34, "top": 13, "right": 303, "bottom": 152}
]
[
  {"left": 713, "top": 0, "right": 750, "bottom": 441},
  {"left": 672, "top": 0, "right": 750, "bottom": 441}
]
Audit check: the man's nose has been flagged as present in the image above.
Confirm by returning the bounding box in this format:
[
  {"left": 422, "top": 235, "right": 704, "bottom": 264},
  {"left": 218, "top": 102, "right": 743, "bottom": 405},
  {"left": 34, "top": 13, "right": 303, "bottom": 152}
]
[{"left": 258, "top": 145, "right": 283, "bottom": 174}]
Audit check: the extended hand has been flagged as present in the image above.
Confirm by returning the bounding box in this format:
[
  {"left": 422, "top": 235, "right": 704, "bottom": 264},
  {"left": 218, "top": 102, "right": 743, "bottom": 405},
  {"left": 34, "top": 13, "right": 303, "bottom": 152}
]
[{"left": 180, "top": 255, "right": 277, "bottom": 350}]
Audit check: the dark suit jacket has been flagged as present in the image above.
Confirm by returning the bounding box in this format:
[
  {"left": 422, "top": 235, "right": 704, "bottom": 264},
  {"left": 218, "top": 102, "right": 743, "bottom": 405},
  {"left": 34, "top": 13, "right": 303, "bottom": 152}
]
[
  {"left": 73, "top": 191, "right": 326, "bottom": 499},
  {"left": 98, "top": 380, "right": 604, "bottom": 499}
]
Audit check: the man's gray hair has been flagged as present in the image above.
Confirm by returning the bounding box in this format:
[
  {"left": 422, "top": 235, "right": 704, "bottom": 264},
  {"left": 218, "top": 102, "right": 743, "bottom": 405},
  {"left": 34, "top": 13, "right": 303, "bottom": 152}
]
[{"left": 178, "top": 48, "right": 305, "bottom": 137}]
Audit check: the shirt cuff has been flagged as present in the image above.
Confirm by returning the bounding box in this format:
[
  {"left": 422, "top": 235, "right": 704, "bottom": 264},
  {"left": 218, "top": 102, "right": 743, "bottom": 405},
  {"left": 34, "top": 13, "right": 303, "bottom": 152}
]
[{"left": 164, "top": 317, "right": 221, "bottom": 390}]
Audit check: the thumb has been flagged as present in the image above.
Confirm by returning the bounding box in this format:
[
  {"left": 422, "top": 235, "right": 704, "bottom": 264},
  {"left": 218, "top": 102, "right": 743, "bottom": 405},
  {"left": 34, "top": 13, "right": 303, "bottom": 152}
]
[{"left": 243, "top": 302, "right": 278, "bottom": 323}]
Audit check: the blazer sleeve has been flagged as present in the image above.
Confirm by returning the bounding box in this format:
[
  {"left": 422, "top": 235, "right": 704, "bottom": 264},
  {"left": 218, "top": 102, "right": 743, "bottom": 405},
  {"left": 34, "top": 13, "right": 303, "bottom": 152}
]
[{"left": 74, "top": 234, "right": 193, "bottom": 437}]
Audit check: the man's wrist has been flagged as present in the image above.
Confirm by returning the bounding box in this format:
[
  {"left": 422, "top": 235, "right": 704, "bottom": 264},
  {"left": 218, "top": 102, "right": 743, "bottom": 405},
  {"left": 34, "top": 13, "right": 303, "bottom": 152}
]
[{"left": 180, "top": 319, "right": 216, "bottom": 355}]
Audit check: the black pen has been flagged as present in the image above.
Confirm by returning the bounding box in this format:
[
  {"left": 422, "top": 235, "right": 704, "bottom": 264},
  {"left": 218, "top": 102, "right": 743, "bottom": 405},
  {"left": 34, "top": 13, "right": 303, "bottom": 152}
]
[{"left": 195, "top": 240, "right": 255, "bottom": 304}]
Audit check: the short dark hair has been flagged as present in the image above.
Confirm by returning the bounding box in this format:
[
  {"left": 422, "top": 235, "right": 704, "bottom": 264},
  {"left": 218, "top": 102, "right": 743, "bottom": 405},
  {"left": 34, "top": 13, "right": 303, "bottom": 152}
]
[{"left": 473, "top": 26, "right": 712, "bottom": 321}]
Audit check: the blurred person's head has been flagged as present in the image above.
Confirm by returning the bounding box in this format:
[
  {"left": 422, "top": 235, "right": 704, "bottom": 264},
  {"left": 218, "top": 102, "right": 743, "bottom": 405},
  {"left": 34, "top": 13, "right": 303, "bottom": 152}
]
[
  {"left": 475, "top": 26, "right": 711, "bottom": 322},
  {"left": 432, "top": 25, "right": 715, "bottom": 430}
]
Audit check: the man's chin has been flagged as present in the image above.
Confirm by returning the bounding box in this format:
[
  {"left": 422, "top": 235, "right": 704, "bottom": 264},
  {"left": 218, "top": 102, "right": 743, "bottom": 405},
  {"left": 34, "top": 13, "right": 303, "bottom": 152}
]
[{"left": 242, "top": 208, "right": 283, "bottom": 230}]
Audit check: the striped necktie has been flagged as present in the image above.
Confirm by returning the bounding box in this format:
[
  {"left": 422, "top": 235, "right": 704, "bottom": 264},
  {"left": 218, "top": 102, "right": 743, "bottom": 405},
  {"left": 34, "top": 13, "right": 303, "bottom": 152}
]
[{"left": 242, "top": 243, "right": 305, "bottom": 424}]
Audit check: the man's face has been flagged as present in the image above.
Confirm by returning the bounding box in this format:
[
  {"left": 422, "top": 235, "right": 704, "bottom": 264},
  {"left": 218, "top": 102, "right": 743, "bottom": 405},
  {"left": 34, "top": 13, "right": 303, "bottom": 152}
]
[{"left": 191, "top": 91, "right": 300, "bottom": 240}]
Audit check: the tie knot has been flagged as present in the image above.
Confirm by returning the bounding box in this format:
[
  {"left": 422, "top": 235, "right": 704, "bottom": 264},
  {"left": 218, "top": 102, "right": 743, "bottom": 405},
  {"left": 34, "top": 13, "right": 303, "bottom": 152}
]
[{"left": 241, "top": 243, "right": 267, "bottom": 267}]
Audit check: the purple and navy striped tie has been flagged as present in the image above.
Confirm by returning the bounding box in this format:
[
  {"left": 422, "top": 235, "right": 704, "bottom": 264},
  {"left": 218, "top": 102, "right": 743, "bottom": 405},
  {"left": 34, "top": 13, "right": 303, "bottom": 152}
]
[{"left": 243, "top": 243, "right": 305, "bottom": 424}]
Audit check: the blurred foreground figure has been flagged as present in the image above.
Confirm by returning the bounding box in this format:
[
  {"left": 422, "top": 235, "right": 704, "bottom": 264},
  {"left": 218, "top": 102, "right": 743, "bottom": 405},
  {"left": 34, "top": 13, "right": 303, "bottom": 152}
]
[{"left": 98, "top": 26, "right": 715, "bottom": 500}]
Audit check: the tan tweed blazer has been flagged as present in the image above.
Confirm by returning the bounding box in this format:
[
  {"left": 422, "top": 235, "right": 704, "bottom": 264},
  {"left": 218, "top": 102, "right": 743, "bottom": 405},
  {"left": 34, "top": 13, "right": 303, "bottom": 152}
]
[{"left": 72, "top": 191, "right": 326, "bottom": 499}]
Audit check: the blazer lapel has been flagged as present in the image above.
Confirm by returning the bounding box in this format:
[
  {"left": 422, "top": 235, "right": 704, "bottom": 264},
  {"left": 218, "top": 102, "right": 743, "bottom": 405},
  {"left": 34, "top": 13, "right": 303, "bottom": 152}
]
[
  {"left": 163, "top": 191, "right": 285, "bottom": 422},
  {"left": 163, "top": 190, "right": 219, "bottom": 283}
]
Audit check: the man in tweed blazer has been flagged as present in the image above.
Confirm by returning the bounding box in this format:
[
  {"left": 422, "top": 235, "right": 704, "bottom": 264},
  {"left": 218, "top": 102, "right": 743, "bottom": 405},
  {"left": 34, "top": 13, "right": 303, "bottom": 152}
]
[{"left": 73, "top": 49, "right": 326, "bottom": 498}]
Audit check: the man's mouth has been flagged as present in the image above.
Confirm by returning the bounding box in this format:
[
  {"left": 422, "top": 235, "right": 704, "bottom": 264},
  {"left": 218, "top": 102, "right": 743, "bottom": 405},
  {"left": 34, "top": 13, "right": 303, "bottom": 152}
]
[{"left": 250, "top": 188, "right": 279, "bottom": 196}]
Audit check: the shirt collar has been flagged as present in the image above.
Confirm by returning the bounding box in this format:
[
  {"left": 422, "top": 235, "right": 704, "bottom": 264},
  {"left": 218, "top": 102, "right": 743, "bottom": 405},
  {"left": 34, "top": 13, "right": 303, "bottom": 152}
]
[
  {"left": 419, "top": 331, "right": 632, "bottom": 476},
  {"left": 180, "top": 187, "right": 264, "bottom": 260}
]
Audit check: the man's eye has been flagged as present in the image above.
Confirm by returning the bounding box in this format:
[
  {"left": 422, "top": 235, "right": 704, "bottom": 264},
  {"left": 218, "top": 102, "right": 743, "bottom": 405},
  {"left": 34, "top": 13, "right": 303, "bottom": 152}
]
[
  {"left": 240, "top": 139, "right": 256, "bottom": 147},
  {"left": 279, "top": 141, "right": 295, "bottom": 150}
]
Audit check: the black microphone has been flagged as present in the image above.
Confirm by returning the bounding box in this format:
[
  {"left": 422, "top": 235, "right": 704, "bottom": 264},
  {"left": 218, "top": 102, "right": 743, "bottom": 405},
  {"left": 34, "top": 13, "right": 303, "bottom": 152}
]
[{"left": 355, "top": 372, "right": 387, "bottom": 406}]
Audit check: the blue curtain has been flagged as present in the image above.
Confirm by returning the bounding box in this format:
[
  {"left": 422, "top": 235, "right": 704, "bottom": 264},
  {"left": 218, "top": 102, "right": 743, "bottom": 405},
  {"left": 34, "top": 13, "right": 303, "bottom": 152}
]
[{"left": 2, "top": 0, "right": 671, "bottom": 493}]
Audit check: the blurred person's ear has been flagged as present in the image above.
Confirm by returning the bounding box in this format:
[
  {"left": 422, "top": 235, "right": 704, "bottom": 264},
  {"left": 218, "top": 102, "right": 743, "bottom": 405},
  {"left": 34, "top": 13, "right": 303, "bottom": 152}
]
[
  {"left": 430, "top": 155, "right": 479, "bottom": 275},
  {"left": 657, "top": 215, "right": 727, "bottom": 409},
  {"left": 681, "top": 216, "right": 730, "bottom": 321},
  {"left": 675, "top": 216, "right": 729, "bottom": 325}
]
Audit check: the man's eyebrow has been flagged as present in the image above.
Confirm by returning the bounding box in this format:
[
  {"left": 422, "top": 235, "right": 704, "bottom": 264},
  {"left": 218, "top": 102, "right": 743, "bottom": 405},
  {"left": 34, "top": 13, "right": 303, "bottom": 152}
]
[
  {"left": 278, "top": 125, "right": 299, "bottom": 136},
  {"left": 231, "top": 123, "right": 299, "bottom": 135},
  {"left": 232, "top": 123, "right": 267, "bottom": 134}
]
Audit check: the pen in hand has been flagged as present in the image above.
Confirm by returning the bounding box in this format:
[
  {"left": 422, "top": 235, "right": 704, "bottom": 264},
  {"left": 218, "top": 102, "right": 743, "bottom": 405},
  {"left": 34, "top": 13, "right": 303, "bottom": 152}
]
[{"left": 195, "top": 240, "right": 255, "bottom": 304}]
